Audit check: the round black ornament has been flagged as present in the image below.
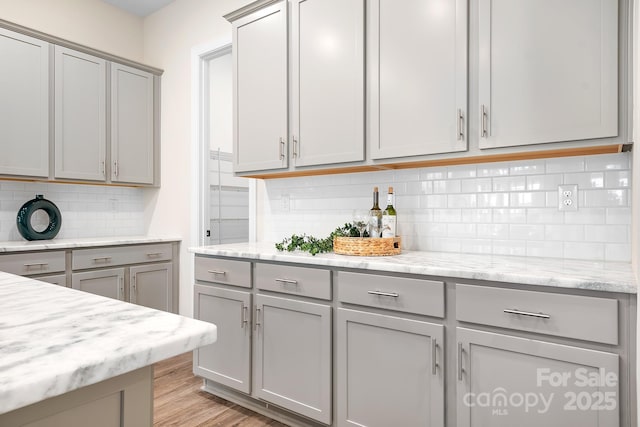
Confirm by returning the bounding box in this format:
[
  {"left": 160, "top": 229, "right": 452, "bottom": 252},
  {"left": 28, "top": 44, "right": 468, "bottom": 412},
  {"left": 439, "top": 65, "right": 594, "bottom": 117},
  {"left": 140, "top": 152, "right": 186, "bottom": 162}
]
[{"left": 16, "top": 195, "right": 62, "bottom": 241}]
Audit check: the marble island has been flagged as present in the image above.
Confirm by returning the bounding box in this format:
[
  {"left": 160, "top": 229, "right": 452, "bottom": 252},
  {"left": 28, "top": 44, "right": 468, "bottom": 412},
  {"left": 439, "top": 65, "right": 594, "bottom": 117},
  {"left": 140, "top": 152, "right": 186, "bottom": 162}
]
[
  {"left": 190, "top": 242, "right": 637, "bottom": 293},
  {"left": 0, "top": 272, "right": 217, "bottom": 425}
]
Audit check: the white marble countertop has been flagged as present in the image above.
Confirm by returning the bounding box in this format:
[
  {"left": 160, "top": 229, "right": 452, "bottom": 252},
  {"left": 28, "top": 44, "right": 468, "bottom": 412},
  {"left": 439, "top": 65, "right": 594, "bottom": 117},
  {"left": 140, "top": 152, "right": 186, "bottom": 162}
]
[
  {"left": 0, "top": 272, "right": 217, "bottom": 414},
  {"left": 190, "top": 242, "right": 637, "bottom": 294},
  {"left": 0, "top": 235, "right": 181, "bottom": 253}
]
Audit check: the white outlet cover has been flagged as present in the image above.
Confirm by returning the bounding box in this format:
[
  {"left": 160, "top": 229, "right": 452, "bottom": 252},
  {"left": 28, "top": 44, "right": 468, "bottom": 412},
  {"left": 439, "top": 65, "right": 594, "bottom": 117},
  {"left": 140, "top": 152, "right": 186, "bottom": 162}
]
[{"left": 558, "top": 184, "right": 578, "bottom": 211}]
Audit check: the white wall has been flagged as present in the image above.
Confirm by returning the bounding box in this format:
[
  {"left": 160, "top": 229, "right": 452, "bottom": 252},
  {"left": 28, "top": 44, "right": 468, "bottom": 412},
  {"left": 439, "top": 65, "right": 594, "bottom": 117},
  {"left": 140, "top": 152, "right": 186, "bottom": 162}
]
[
  {"left": 143, "top": 0, "right": 245, "bottom": 316},
  {"left": 209, "top": 53, "right": 233, "bottom": 153},
  {"left": 0, "top": 0, "right": 144, "bottom": 62}
]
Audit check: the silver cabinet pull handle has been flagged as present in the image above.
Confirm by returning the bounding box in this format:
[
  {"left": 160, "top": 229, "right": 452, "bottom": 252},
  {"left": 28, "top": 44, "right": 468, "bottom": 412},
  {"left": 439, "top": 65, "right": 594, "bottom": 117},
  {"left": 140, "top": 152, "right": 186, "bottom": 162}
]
[
  {"left": 23, "top": 262, "right": 48, "bottom": 268},
  {"left": 92, "top": 256, "right": 112, "bottom": 262},
  {"left": 457, "top": 108, "right": 464, "bottom": 140},
  {"left": 432, "top": 339, "right": 438, "bottom": 375},
  {"left": 275, "top": 278, "right": 298, "bottom": 285},
  {"left": 119, "top": 277, "right": 125, "bottom": 301},
  {"left": 254, "top": 306, "right": 261, "bottom": 330},
  {"left": 131, "top": 276, "right": 137, "bottom": 303},
  {"left": 101, "top": 161, "right": 105, "bottom": 176},
  {"left": 458, "top": 342, "right": 464, "bottom": 381},
  {"left": 279, "top": 137, "right": 285, "bottom": 160},
  {"left": 367, "top": 290, "right": 399, "bottom": 298},
  {"left": 503, "top": 308, "right": 550, "bottom": 319},
  {"left": 241, "top": 303, "right": 248, "bottom": 328},
  {"left": 146, "top": 252, "right": 163, "bottom": 257},
  {"left": 113, "top": 161, "right": 119, "bottom": 177},
  {"left": 207, "top": 270, "right": 226, "bottom": 275},
  {"left": 293, "top": 136, "right": 298, "bottom": 158},
  {"left": 480, "top": 104, "right": 488, "bottom": 138}
]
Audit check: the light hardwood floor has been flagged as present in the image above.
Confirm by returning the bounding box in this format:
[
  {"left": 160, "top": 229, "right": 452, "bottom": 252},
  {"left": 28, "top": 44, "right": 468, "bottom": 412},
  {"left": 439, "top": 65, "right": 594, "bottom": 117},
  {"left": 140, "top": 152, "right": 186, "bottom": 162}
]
[{"left": 153, "top": 352, "right": 287, "bottom": 427}]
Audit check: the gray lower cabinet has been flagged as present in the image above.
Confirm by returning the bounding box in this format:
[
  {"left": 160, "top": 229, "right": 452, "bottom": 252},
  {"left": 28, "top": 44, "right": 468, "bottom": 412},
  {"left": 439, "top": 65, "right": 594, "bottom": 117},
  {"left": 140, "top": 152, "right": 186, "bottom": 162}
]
[
  {"left": 253, "top": 293, "right": 332, "bottom": 424},
  {"left": 456, "top": 327, "right": 619, "bottom": 427},
  {"left": 337, "top": 308, "right": 444, "bottom": 427},
  {"left": 130, "top": 262, "right": 173, "bottom": 311},
  {"left": 72, "top": 267, "right": 125, "bottom": 300},
  {"left": 193, "top": 284, "right": 252, "bottom": 394},
  {"left": 38, "top": 274, "right": 67, "bottom": 287}
]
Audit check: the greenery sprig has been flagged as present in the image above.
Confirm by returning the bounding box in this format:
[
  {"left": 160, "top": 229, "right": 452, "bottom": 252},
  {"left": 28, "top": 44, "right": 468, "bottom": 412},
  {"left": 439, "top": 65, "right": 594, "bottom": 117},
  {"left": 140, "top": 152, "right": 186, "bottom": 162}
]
[{"left": 275, "top": 223, "right": 367, "bottom": 255}]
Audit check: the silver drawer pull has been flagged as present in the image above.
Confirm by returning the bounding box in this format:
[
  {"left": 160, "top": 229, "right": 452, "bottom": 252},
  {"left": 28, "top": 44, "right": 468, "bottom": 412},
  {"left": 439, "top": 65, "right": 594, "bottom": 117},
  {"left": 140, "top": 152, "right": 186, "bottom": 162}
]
[
  {"left": 207, "top": 270, "right": 226, "bottom": 275},
  {"left": 432, "top": 339, "right": 438, "bottom": 375},
  {"left": 92, "top": 257, "right": 112, "bottom": 262},
  {"left": 367, "top": 290, "right": 399, "bottom": 298},
  {"left": 275, "top": 278, "right": 298, "bottom": 285},
  {"left": 23, "top": 262, "right": 48, "bottom": 268},
  {"left": 146, "top": 252, "right": 163, "bottom": 257},
  {"left": 503, "top": 308, "right": 550, "bottom": 319}
]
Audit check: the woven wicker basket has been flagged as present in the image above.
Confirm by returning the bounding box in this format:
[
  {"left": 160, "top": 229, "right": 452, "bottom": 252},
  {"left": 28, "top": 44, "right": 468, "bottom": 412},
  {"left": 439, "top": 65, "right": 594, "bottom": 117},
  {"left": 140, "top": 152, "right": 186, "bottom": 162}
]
[{"left": 333, "top": 236, "right": 401, "bottom": 256}]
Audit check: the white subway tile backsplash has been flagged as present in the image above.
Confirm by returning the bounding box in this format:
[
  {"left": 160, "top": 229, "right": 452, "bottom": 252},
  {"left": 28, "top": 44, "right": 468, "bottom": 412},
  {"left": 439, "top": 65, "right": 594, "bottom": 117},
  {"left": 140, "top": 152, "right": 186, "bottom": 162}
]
[
  {"left": 447, "top": 194, "right": 477, "bottom": 209},
  {"left": 526, "top": 174, "right": 563, "bottom": 191},
  {"left": 478, "top": 193, "right": 509, "bottom": 208},
  {"left": 493, "top": 176, "right": 526, "bottom": 192},
  {"left": 510, "top": 160, "right": 546, "bottom": 175},
  {"left": 584, "top": 225, "right": 629, "bottom": 243},
  {"left": 585, "top": 153, "right": 630, "bottom": 170},
  {"left": 264, "top": 153, "right": 631, "bottom": 262},
  {"left": 604, "top": 170, "right": 630, "bottom": 188},
  {"left": 546, "top": 157, "right": 584, "bottom": 173},
  {"left": 563, "top": 172, "right": 604, "bottom": 188},
  {"left": 461, "top": 178, "right": 492, "bottom": 193},
  {"left": 0, "top": 182, "right": 145, "bottom": 241}
]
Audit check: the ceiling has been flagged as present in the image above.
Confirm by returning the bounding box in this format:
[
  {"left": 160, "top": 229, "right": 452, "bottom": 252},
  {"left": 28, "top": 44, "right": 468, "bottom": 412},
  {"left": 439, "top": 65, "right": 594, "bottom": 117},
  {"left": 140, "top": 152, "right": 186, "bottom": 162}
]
[{"left": 100, "top": 0, "right": 174, "bottom": 17}]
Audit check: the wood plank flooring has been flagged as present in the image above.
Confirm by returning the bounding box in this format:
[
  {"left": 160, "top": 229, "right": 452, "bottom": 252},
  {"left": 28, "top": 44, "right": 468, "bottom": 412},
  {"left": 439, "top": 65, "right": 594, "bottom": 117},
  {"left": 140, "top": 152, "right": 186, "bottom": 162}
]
[{"left": 153, "top": 352, "right": 287, "bottom": 427}]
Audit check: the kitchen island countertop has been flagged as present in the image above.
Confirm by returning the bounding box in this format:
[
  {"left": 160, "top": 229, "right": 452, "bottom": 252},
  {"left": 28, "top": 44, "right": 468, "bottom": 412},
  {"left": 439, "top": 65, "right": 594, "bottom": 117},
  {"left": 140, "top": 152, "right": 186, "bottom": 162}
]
[
  {"left": 0, "top": 272, "right": 217, "bottom": 414},
  {"left": 190, "top": 242, "right": 637, "bottom": 294}
]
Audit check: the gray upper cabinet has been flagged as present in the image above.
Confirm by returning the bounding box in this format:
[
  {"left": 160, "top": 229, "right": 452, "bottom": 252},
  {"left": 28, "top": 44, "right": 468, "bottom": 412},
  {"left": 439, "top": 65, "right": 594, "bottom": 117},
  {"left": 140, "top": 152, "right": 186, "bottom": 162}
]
[
  {"left": 456, "top": 327, "right": 620, "bottom": 427},
  {"left": 478, "top": 0, "right": 618, "bottom": 149},
  {"left": 111, "top": 63, "right": 155, "bottom": 184},
  {"left": 369, "top": 0, "right": 468, "bottom": 159},
  {"left": 54, "top": 47, "right": 107, "bottom": 181},
  {"left": 291, "top": 0, "right": 364, "bottom": 167},
  {"left": 231, "top": 1, "right": 289, "bottom": 173},
  {"left": 0, "top": 28, "right": 49, "bottom": 178}
]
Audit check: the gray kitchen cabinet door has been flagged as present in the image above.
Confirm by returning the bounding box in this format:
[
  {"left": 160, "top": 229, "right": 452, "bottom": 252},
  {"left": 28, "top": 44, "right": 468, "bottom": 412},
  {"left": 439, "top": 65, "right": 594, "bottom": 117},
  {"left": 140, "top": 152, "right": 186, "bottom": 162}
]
[
  {"left": 337, "top": 308, "right": 444, "bottom": 427},
  {"left": 478, "top": 0, "right": 618, "bottom": 149},
  {"left": 291, "top": 0, "right": 364, "bottom": 167},
  {"left": 369, "top": 0, "right": 467, "bottom": 159},
  {"left": 110, "top": 62, "right": 154, "bottom": 184},
  {"left": 232, "top": 2, "right": 288, "bottom": 173},
  {"left": 71, "top": 268, "right": 125, "bottom": 301},
  {"left": 129, "top": 262, "right": 172, "bottom": 312},
  {"left": 456, "top": 327, "right": 619, "bottom": 427},
  {"left": 253, "top": 294, "right": 331, "bottom": 424},
  {"left": 0, "top": 28, "right": 49, "bottom": 178},
  {"left": 54, "top": 47, "right": 106, "bottom": 181},
  {"left": 38, "top": 274, "right": 67, "bottom": 287},
  {"left": 193, "top": 285, "right": 251, "bottom": 394}
]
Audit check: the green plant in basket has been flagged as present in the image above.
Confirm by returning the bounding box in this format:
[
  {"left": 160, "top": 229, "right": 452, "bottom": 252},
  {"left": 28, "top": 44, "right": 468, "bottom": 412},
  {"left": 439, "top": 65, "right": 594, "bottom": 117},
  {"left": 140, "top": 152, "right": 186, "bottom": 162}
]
[{"left": 275, "top": 223, "right": 366, "bottom": 255}]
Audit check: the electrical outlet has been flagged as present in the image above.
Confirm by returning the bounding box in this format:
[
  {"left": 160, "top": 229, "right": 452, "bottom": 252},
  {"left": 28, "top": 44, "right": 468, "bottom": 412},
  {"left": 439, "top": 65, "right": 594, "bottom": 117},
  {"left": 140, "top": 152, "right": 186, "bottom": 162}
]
[
  {"left": 558, "top": 184, "right": 578, "bottom": 211},
  {"left": 281, "top": 194, "right": 290, "bottom": 212}
]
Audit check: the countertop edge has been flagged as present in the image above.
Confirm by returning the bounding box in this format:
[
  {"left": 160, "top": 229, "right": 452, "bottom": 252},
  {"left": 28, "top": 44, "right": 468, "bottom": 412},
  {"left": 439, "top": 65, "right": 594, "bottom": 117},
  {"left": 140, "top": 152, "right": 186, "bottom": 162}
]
[
  {"left": 189, "top": 244, "right": 638, "bottom": 295},
  {"left": 0, "top": 236, "right": 182, "bottom": 252}
]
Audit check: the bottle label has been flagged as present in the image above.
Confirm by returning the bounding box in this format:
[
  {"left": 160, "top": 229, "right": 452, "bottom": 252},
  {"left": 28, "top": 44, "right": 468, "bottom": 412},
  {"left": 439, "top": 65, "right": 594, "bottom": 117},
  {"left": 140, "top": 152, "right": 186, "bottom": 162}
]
[{"left": 381, "top": 215, "right": 396, "bottom": 238}]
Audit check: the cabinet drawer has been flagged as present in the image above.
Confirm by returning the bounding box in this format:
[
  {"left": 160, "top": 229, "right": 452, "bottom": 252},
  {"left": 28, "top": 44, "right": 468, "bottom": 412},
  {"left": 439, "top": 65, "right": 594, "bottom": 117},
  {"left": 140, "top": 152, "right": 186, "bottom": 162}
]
[
  {"left": 0, "top": 251, "right": 65, "bottom": 276},
  {"left": 72, "top": 243, "right": 172, "bottom": 270},
  {"left": 337, "top": 271, "right": 444, "bottom": 317},
  {"left": 456, "top": 283, "right": 618, "bottom": 345},
  {"left": 195, "top": 256, "right": 251, "bottom": 288},
  {"left": 255, "top": 263, "right": 331, "bottom": 300}
]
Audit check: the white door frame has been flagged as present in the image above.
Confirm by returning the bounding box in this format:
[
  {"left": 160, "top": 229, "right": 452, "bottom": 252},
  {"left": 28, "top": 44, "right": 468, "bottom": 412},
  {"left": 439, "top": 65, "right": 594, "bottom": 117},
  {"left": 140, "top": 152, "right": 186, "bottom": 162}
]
[{"left": 190, "top": 39, "right": 257, "bottom": 249}]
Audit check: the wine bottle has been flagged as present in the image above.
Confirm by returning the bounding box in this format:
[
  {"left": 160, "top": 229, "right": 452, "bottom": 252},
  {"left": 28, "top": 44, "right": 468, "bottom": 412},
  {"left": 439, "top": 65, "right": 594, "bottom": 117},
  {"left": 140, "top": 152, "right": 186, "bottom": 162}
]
[
  {"left": 370, "top": 187, "right": 382, "bottom": 238},
  {"left": 381, "top": 186, "right": 397, "bottom": 238}
]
